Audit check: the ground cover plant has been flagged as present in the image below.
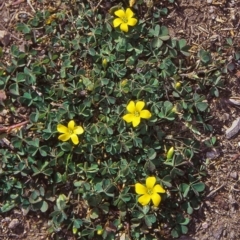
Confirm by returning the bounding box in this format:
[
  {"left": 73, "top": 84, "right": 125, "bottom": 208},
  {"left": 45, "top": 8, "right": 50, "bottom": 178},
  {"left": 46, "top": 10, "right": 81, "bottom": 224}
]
[{"left": 1, "top": 0, "right": 237, "bottom": 239}]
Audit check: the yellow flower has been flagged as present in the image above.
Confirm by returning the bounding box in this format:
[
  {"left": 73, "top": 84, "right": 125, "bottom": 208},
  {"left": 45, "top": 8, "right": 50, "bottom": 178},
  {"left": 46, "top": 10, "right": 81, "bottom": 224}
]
[
  {"left": 57, "top": 120, "right": 84, "bottom": 145},
  {"left": 122, "top": 101, "right": 151, "bottom": 127},
  {"left": 113, "top": 8, "right": 137, "bottom": 32},
  {"left": 135, "top": 177, "right": 165, "bottom": 207}
]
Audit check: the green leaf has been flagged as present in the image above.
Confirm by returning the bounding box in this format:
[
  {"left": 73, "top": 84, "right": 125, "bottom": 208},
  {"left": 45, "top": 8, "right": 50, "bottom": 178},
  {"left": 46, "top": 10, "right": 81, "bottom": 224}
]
[
  {"left": 0, "top": 203, "right": 15, "bottom": 213},
  {"left": 142, "top": 205, "right": 150, "bottom": 215},
  {"left": 159, "top": 26, "right": 169, "bottom": 36},
  {"left": 9, "top": 83, "right": 19, "bottom": 95},
  {"left": 178, "top": 39, "right": 187, "bottom": 49},
  {"left": 171, "top": 167, "right": 184, "bottom": 177},
  {"left": 179, "top": 217, "right": 190, "bottom": 226},
  {"left": 171, "top": 227, "right": 180, "bottom": 238},
  {"left": 90, "top": 208, "right": 99, "bottom": 219},
  {"left": 88, "top": 48, "right": 96, "bottom": 56},
  {"left": 39, "top": 146, "right": 49, "bottom": 157},
  {"left": 181, "top": 225, "right": 188, "bottom": 234},
  {"left": 184, "top": 202, "right": 193, "bottom": 214},
  {"left": 154, "top": 25, "right": 160, "bottom": 36},
  {"left": 16, "top": 23, "right": 31, "bottom": 34},
  {"left": 151, "top": 38, "right": 163, "bottom": 48},
  {"left": 42, "top": 168, "right": 53, "bottom": 176},
  {"left": 147, "top": 148, "right": 156, "bottom": 160},
  {"left": 198, "top": 49, "right": 211, "bottom": 64},
  {"left": 192, "top": 182, "right": 205, "bottom": 192},
  {"left": 144, "top": 214, "right": 156, "bottom": 227},
  {"left": 132, "top": 210, "right": 144, "bottom": 219},
  {"left": 196, "top": 102, "right": 208, "bottom": 111},
  {"left": 40, "top": 201, "right": 49, "bottom": 212},
  {"left": 60, "top": 142, "right": 72, "bottom": 152},
  {"left": 179, "top": 183, "right": 190, "bottom": 198}
]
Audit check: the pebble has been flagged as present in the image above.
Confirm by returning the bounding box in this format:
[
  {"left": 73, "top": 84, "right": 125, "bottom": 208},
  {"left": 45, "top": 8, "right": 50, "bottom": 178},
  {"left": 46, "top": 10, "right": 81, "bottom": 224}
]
[
  {"left": 230, "top": 172, "right": 238, "bottom": 180},
  {"left": 207, "top": 0, "right": 212, "bottom": 3},
  {"left": 2, "top": 217, "right": 11, "bottom": 222},
  {"left": 230, "top": 230, "right": 235, "bottom": 238},
  {"left": 8, "top": 219, "right": 20, "bottom": 229},
  {"left": 206, "top": 149, "right": 220, "bottom": 160},
  {"left": 209, "top": 6, "right": 214, "bottom": 13},
  {"left": 202, "top": 222, "right": 209, "bottom": 229},
  {"left": 229, "top": 0, "right": 235, "bottom": 7},
  {"left": 213, "top": 226, "right": 224, "bottom": 239}
]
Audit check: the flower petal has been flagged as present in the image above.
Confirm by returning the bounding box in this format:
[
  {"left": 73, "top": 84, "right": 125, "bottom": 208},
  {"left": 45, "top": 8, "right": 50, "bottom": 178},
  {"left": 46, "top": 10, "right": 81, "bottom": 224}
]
[
  {"left": 138, "top": 194, "right": 151, "bottom": 206},
  {"left": 146, "top": 176, "right": 156, "bottom": 189},
  {"left": 114, "top": 9, "right": 126, "bottom": 18},
  {"left": 71, "top": 134, "right": 79, "bottom": 145},
  {"left": 74, "top": 126, "right": 84, "bottom": 135},
  {"left": 57, "top": 124, "right": 68, "bottom": 134},
  {"left": 153, "top": 184, "right": 166, "bottom": 194},
  {"left": 125, "top": 8, "right": 134, "bottom": 19},
  {"left": 135, "top": 183, "right": 147, "bottom": 194},
  {"left": 126, "top": 101, "right": 136, "bottom": 113},
  {"left": 136, "top": 101, "right": 145, "bottom": 112},
  {"left": 132, "top": 116, "right": 141, "bottom": 127},
  {"left": 127, "top": 18, "right": 137, "bottom": 26},
  {"left": 123, "top": 113, "right": 134, "bottom": 123},
  {"left": 151, "top": 193, "right": 161, "bottom": 207},
  {"left": 68, "top": 120, "right": 75, "bottom": 130},
  {"left": 140, "top": 110, "right": 152, "bottom": 119},
  {"left": 58, "top": 133, "right": 71, "bottom": 142},
  {"left": 113, "top": 18, "right": 123, "bottom": 28},
  {"left": 120, "top": 23, "right": 129, "bottom": 32}
]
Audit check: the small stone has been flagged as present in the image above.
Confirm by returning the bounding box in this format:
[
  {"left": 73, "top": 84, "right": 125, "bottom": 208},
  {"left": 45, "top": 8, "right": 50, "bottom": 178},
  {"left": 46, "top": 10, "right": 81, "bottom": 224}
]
[
  {"left": 202, "top": 222, "right": 209, "bottom": 229},
  {"left": 207, "top": 0, "right": 212, "bottom": 3},
  {"left": 8, "top": 219, "right": 20, "bottom": 229},
  {"left": 226, "top": 117, "right": 240, "bottom": 139},
  {"left": 2, "top": 217, "right": 11, "bottom": 222},
  {"left": 206, "top": 148, "right": 220, "bottom": 159},
  {"left": 213, "top": 226, "right": 224, "bottom": 239},
  {"left": 209, "top": 6, "right": 214, "bottom": 13},
  {"left": 230, "top": 172, "right": 238, "bottom": 180},
  {"left": 230, "top": 230, "right": 235, "bottom": 238}
]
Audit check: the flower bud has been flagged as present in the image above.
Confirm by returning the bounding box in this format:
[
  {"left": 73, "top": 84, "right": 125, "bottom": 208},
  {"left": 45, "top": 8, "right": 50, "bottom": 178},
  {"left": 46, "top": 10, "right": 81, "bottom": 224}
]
[
  {"left": 175, "top": 82, "right": 182, "bottom": 90},
  {"left": 171, "top": 106, "right": 177, "bottom": 113},
  {"left": 72, "top": 227, "right": 78, "bottom": 234},
  {"left": 97, "top": 229, "right": 103, "bottom": 235},
  {"left": 102, "top": 59, "right": 108, "bottom": 70},
  {"left": 120, "top": 79, "right": 128, "bottom": 87},
  {"left": 167, "top": 147, "right": 174, "bottom": 159}
]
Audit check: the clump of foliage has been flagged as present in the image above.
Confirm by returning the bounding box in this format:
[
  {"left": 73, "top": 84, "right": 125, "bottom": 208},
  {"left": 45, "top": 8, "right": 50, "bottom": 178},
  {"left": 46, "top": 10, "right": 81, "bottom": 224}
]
[{"left": 0, "top": 0, "right": 232, "bottom": 239}]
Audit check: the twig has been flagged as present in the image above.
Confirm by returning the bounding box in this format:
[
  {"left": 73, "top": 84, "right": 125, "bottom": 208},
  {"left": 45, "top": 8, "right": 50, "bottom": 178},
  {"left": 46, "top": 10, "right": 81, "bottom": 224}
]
[
  {"left": 206, "top": 183, "right": 225, "bottom": 198},
  {"left": 0, "top": 120, "right": 29, "bottom": 133},
  {"left": 11, "top": 0, "right": 24, "bottom": 5},
  {"left": 93, "top": 0, "right": 103, "bottom": 12},
  {"left": 27, "top": 0, "right": 36, "bottom": 13}
]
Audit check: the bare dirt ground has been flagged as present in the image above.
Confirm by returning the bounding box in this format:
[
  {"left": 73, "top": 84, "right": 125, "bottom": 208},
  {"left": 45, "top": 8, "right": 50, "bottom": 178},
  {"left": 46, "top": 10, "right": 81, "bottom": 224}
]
[
  {"left": 164, "top": 0, "right": 240, "bottom": 240},
  {"left": 0, "top": 0, "right": 240, "bottom": 239}
]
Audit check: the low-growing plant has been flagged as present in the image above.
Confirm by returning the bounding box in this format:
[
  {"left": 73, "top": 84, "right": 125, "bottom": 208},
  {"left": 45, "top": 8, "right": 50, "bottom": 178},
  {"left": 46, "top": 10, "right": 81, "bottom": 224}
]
[{"left": 0, "top": 0, "right": 227, "bottom": 239}]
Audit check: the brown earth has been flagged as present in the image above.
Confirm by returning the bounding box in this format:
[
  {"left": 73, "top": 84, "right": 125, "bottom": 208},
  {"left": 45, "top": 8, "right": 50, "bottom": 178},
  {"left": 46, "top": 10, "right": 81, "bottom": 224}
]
[{"left": 0, "top": 0, "right": 240, "bottom": 239}]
